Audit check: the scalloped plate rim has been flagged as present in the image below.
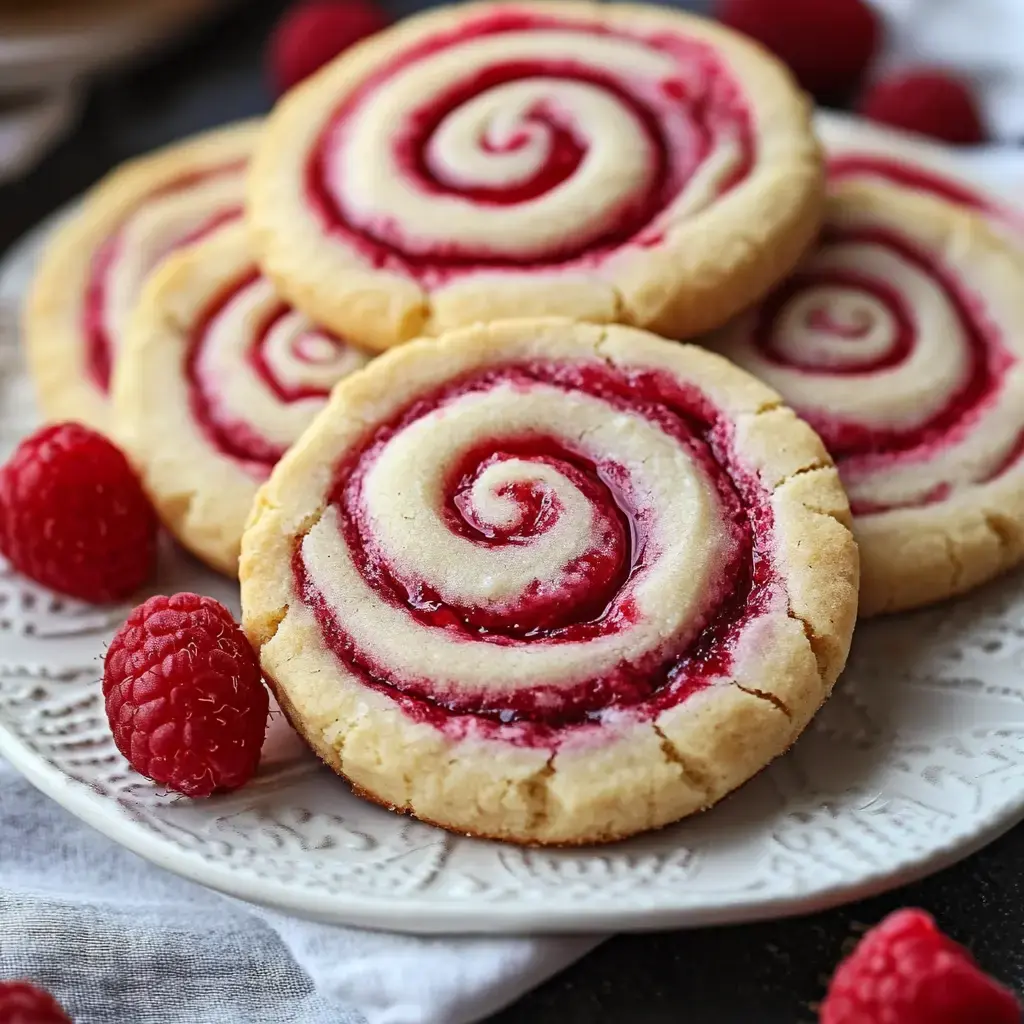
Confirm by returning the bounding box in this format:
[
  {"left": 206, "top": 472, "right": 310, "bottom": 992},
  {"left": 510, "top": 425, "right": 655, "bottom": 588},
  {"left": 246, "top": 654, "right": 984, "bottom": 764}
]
[{"left": 2, "top": 704, "right": 1023, "bottom": 935}]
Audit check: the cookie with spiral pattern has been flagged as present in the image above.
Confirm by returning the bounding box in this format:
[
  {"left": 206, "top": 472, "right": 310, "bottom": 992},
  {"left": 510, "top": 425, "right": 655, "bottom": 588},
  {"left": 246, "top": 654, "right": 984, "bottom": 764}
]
[
  {"left": 240, "top": 318, "right": 858, "bottom": 845},
  {"left": 24, "top": 120, "right": 260, "bottom": 435},
  {"left": 113, "top": 222, "right": 372, "bottom": 577},
  {"left": 246, "top": 0, "right": 824, "bottom": 352},
  {"left": 709, "top": 176, "right": 1024, "bottom": 617}
]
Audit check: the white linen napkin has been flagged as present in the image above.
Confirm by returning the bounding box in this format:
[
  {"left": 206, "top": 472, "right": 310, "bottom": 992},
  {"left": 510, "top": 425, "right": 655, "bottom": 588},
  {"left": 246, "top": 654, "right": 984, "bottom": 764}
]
[{"left": 0, "top": 755, "right": 599, "bottom": 1024}]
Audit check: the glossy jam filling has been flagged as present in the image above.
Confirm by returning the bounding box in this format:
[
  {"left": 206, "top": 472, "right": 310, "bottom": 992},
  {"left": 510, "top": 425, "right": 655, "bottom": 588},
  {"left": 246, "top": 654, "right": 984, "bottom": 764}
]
[
  {"left": 185, "top": 273, "right": 337, "bottom": 470},
  {"left": 828, "top": 155, "right": 1024, "bottom": 237},
  {"left": 82, "top": 163, "right": 245, "bottom": 393},
  {"left": 305, "top": 10, "right": 754, "bottom": 281},
  {"left": 759, "top": 227, "right": 1015, "bottom": 462},
  {"left": 294, "top": 361, "right": 777, "bottom": 743},
  {"left": 442, "top": 439, "right": 640, "bottom": 634}
]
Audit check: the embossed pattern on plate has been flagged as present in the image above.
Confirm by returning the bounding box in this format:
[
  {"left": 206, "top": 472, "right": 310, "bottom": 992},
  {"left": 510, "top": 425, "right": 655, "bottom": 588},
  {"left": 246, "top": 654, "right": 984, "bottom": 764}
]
[{"left": 3, "top": 185, "right": 1024, "bottom": 934}]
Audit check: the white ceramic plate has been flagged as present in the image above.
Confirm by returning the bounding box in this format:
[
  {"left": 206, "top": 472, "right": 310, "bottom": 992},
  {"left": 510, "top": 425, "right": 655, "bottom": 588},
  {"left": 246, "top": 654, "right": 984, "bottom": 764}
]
[{"left": 3, "top": 152, "right": 1024, "bottom": 936}]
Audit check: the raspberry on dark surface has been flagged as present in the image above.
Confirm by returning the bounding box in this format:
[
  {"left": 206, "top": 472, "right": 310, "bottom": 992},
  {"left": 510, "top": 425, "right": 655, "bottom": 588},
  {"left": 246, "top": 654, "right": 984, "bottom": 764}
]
[
  {"left": 717, "top": 0, "right": 880, "bottom": 102},
  {"left": 820, "top": 908, "right": 1021, "bottom": 1024},
  {"left": 858, "top": 68, "right": 988, "bottom": 145},
  {"left": 268, "top": 0, "right": 391, "bottom": 96},
  {"left": 0, "top": 423, "right": 158, "bottom": 604},
  {"left": 0, "top": 981, "right": 72, "bottom": 1024},
  {"left": 103, "top": 593, "right": 269, "bottom": 798}
]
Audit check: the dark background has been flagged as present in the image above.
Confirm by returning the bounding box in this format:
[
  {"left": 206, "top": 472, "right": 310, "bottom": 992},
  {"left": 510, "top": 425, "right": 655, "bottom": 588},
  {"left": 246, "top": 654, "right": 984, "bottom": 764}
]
[{"left": 1, "top": 1, "right": 1022, "bottom": 1020}]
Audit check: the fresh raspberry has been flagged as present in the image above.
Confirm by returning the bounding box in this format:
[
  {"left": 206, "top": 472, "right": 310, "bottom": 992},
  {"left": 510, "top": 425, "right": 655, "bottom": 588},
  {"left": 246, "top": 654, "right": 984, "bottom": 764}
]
[
  {"left": 103, "top": 593, "right": 269, "bottom": 797},
  {"left": 717, "top": 0, "right": 880, "bottom": 101},
  {"left": 0, "top": 423, "right": 158, "bottom": 604},
  {"left": 820, "top": 908, "right": 1021, "bottom": 1023},
  {"left": 858, "top": 69, "right": 988, "bottom": 145},
  {"left": 0, "top": 981, "right": 71, "bottom": 1024},
  {"left": 268, "top": 0, "right": 390, "bottom": 96}
]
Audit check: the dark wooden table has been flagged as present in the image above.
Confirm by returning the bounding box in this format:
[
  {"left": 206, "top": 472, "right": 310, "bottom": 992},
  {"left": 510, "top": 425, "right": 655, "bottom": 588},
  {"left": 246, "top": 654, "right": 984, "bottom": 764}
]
[{"left": 1, "top": 3, "right": 1021, "bottom": 1021}]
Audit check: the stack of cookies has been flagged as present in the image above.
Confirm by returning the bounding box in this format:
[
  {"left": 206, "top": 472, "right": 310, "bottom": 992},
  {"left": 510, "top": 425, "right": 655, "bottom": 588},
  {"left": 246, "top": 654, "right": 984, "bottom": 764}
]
[{"left": 22, "top": 0, "right": 1024, "bottom": 846}]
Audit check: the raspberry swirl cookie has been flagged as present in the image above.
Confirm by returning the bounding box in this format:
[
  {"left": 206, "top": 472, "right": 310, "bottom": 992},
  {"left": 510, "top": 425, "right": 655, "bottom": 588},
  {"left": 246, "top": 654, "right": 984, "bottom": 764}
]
[
  {"left": 113, "top": 222, "right": 371, "bottom": 576},
  {"left": 817, "top": 112, "right": 1024, "bottom": 248},
  {"left": 241, "top": 319, "right": 858, "bottom": 845},
  {"left": 710, "top": 181, "right": 1024, "bottom": 616},
  {"left": 25, "top": 120, "right": 260, "bottom": 434},
  {"left": 247, "top": 0, "right": 823, "bottom": 352}
]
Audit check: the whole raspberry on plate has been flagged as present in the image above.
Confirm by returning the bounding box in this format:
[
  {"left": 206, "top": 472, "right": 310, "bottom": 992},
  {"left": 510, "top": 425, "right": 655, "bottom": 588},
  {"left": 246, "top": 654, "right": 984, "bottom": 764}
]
[
  {"left": 717, "top": 0, "right": 880, "bottom": 101},
  {"left": 820, "top": 908, "right": 1020, "bottom": 1023},
  {"left": 0, "top": 980, "right": 72, "bottom": 1024},
  {"left": 0, "top": 422, "right": 158, "bottom": 604},
  {"left": 858, "top": 69, "right": 988, "bottom": 145},
  {"left": 268, "top": 0, "right": 390, "bottom": 96},
  {"left": 103, "top": 593, "right": 269, "bottom": 797}
]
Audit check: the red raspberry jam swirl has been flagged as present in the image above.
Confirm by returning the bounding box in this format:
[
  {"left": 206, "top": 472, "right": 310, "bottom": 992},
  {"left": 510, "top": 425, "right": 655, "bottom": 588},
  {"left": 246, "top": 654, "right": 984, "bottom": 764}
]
[
  {"left": 83, "top": 163, "right": 246, "bottom": 393},
  {"left": 293, "top": 361, "right": 783, "bottom": 746},
  {"left": 727, "top": 226, "right": 1020, "bottom": 515},
  {"left": 187, "top": 272, "right": 366, "bottom": 474},
  {"left": 305, "top": 10, "right": 754, "bottom": 285},
  {"left": 828, "top": 154, "right": 1024, "bottom": 238}
]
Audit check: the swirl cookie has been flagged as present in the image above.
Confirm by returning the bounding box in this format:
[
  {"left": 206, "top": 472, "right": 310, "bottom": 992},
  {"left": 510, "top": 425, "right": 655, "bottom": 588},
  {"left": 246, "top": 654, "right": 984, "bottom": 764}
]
[
  {"left": 240, "top": 319, "right": 858, "bottom": 845},
  {"left": 817, "top": 111, "right": 1024, "bottom": 248},
  {"left": 247, "top": 0, "right": 824, "bottom": 352},
  {"left": 710, "top": 181, "right": 1024, "bottom": 616},
  {"left": 113, "top": 222, "right": 371, "bottom": 577},
  {"left": 25, "top": 120, "right": 260, "bottom": 434}
]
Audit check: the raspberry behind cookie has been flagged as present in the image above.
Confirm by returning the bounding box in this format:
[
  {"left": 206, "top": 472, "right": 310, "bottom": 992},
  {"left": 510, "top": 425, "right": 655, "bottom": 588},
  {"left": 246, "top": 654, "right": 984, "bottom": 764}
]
[
  {"left": 858, "top": 69, "right": 988, "bottom": 145},
  {"left": 718, "top": 0, "right": 879, "bottom": 101},
  {"left": 268, "top": 0, "right": 391, "bottom": 96}
]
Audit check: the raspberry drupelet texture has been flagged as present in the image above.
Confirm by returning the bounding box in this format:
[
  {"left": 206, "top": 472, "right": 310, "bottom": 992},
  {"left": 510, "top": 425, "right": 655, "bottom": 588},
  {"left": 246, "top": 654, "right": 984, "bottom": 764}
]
[
  {"left": 820, "top": 908, "right": 1021, "bottom": 1024},
  {"left": 103, "top": 593, "right": 269, "bottom": 798},
  {"left": 268, "top": 0, "right": 391, "bottom": 96},
  {"left": 0, "top": 423, "right": 158, "bottom": 604},
  {"left": 0, "top": 981, "right": 72, "bottom": 1024},
  {"left": 858, "top": 69, "right": 988, "bottom": 145},
  {"left": 717, "top": 0, "right": 880, "bottom": 101}
]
